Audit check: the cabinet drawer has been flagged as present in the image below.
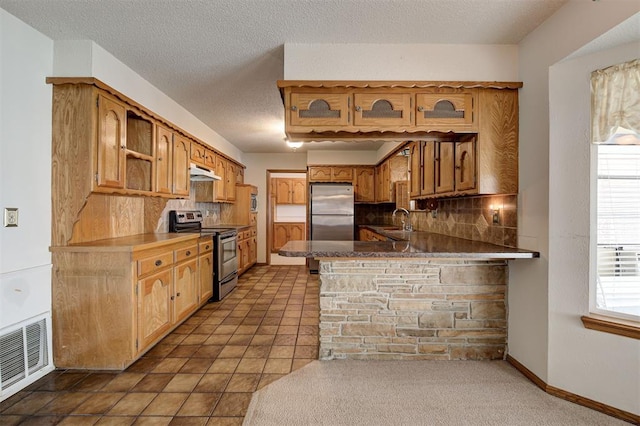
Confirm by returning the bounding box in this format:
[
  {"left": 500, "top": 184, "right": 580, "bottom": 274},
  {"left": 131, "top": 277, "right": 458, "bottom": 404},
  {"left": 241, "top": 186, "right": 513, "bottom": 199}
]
[
  {"left": 251, "top": 227, "right": 257, "bottom": 237},
  {"left": 175, "top": 245, "right": 198, "bottom": 263},
  {"left": 138, "top": 252, "right": 173, "bottom": 277},
  {"left": 242, "top": 230, "right": 251, "bottom": 239},
  {"left": 198, "top": 240, "right": 213, "bottom": 253}
]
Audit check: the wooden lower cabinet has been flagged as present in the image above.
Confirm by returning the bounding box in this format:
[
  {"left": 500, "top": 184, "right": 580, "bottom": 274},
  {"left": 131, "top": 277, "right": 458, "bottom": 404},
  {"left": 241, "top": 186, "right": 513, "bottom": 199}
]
[
  {"left": 237, "top": 226, "right": 257, "bottom": 275},
  {"left": 51, "top": 235, "right": 206, "bottom": 370},
  {"left": 138, "top": 269, "right": 173, "bottom": 352},
  {"left": 358, "top": 227, "right": 387, "bottom": 242},
  {"left": 354, "top": 166, "right": 375, "bottom": 202},
  {"left": 198, "top": 238, "right": 214, "bottom": 304},
  {"left": 173, "top": 258, "right": 198, "bottom": 324},
  {"left": 273, "top": 222, "right": 305, "bottom": 252}
]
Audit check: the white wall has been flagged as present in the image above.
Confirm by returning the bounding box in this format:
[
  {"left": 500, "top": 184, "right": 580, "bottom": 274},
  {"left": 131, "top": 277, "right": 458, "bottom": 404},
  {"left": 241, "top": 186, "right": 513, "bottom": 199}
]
[
  {"left": 0, "top": 8, "right": 55, "bottom": 398},
  {"left": 53, "top": 40, "right": 242, "bottom": 162},
  {"left": 514, "top": 0, "right": 639, "bottom": 414},
  {"left": 242, "top": 153, "right": 308, "bottom": 263},
  {"left": 284, "top": 44, "right": 518, "bottom": 81},
  {"left": 548, "top": 40, "right": 640, "bottom": 414},
  {"left": 0, "top": 8, "right": 53, "bottom": 326},
  {"left": 307, "top": 150, "right": 379, "bottom": 165}
]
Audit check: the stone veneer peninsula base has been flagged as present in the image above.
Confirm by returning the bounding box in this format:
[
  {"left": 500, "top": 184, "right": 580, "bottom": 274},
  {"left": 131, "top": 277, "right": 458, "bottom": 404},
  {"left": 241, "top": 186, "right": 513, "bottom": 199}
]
[{"left": 319, "top": 259, "right": 508, "bottom": 361}]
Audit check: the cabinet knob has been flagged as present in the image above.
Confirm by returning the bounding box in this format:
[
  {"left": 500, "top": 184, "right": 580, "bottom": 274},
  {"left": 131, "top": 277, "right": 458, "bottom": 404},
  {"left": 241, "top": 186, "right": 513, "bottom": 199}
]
[
  {"left": 155, "top": 260, "right": 162, "bottom": 266},
  {"left": 186, "top": 250, "right": 191, "bottom": 256},
  {"left": 205, "top": 245, "right": 210, "bottom": 250},
  {"left": 290, "top": 105, "right": 297, "bottom": 111},
  {"left": 355, "top": 106, "right": 362, "bottom": 112},
  {"left": 176, "top": 292, "right": 181, "bottom": 297},
  {"left": 417, "top": 106, "right": 424, "bottom": 112},
  {"left": 158, "top": 157, "right": 162, "bottom": 161}
]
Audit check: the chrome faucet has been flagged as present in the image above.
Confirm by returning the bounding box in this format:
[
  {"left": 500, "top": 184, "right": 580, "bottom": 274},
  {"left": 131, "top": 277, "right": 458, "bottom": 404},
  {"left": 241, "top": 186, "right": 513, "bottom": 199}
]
[{"left": 392, "top": 208, "right": 412, "bottom": 231}]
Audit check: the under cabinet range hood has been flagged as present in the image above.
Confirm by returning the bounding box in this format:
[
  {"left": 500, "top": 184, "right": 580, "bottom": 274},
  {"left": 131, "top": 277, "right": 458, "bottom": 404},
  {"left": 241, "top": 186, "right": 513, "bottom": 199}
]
[{"left": 190, "top": 163, "right": 222, "bottom": 181}]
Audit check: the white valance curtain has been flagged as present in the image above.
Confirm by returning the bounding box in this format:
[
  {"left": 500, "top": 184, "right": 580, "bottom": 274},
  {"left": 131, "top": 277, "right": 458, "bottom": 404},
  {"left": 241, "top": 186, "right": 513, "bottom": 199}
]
[{"left": 591, "top": 58, "right": 640, "bottom": 145}]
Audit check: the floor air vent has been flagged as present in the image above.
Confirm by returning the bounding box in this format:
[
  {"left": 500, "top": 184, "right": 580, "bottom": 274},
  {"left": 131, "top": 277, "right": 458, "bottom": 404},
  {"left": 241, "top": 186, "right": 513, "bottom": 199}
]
[{"left": 0, "top": 317, "right": 49, "bottom": 391}]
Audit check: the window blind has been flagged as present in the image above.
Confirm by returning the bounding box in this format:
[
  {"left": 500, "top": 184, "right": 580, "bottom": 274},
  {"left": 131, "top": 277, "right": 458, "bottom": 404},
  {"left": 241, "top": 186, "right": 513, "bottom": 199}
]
[{"left": 596, "top": 144, "right": 640, "bottom": 314}]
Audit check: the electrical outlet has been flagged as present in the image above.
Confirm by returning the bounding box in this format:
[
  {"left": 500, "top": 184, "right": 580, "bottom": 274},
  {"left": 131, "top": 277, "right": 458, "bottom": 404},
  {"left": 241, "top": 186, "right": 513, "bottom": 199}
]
[
  {"left": 4, "top": 208, "right": 18, "bottom": 227},
  {"left": 492, "top": 209, "right": 500, "bottom": 224}
]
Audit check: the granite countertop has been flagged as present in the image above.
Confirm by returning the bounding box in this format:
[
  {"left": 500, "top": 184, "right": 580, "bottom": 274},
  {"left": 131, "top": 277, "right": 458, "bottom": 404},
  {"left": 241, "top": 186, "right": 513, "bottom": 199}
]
[{"left": 279, "top": 225, "right": 539, "bottom": 260}]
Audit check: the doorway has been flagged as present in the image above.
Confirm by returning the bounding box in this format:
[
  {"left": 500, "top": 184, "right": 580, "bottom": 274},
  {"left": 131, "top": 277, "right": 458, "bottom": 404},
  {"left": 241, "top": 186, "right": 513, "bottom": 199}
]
[{"left": 267, "top": 170, "right": 308, "bottom": 265}]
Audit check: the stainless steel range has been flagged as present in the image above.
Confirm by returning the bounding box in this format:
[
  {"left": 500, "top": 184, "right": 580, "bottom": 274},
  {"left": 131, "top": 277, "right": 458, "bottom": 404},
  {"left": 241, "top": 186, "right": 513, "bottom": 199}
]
[{"left": 169, "top": 210, "right": 238, "bottom": 301}]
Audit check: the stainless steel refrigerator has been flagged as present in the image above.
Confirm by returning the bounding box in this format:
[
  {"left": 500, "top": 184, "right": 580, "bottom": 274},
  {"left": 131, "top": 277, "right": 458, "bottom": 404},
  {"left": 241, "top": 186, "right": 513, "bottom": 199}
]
[{"left": 309, "top": 183, "right": 355, "bottom": 272}]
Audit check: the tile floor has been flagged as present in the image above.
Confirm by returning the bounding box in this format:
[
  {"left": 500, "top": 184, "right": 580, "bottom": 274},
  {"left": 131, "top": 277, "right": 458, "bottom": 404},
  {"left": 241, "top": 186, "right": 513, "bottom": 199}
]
[{"left": 0, "top": 265, "right": 319, "bottom": 425}]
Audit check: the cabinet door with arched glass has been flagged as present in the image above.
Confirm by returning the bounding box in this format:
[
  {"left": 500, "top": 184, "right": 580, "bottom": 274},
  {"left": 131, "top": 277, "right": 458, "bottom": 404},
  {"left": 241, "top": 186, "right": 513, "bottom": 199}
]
[
  {"left": 353, "top": 93, "right": 412, "bottom": 127},
  {"left": 289, "top": 92, "right": 350, "bottom": 128},
  {"left": 415, "top": 89, "right": 477, "bottom": 131}
]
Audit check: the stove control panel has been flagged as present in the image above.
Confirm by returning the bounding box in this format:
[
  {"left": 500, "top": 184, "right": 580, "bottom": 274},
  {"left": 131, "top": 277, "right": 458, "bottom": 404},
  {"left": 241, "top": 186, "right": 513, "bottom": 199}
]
[{"left": 172, "top": 210, "right": 203, "bottom": 224}]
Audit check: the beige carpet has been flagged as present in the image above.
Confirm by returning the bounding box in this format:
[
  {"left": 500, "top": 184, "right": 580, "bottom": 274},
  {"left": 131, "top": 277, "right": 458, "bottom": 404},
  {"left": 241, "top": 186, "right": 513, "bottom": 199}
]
[{"left": 243, "top": 360, "right": 626, "bottom": 425}]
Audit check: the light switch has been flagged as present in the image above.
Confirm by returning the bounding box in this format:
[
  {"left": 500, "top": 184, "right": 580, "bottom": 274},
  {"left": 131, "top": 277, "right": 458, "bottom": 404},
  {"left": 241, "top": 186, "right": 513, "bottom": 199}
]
[{"left": 4, "top": 208, "right": 18, "bottom": 227}]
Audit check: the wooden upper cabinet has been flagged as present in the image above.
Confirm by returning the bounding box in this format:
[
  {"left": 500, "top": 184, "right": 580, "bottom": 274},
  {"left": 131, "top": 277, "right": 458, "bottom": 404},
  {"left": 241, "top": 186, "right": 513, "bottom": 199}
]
[
  {"left": 409, "top": 141, "right": 422, "bottom": 198},
  {"left": 275, "top": 179, "right": 293, "bottom": 204},
  {"left": 215, "top": 156, "right": 227, "bottom": 200},
  {"left": 236, "top": 166, "right": 244, "bottom": 185},
  {"left": 278, "top": 81, "right": 520, "bottom": 143},
  {"left": 190, "top": 142, "right": 207, "bottom": 167},
  {"left": 289, "top": 91, "right": 350, "bottom": 128},
  {"left": 353, "top": 93, "right": 412, "bottom": 127},
  {"left": 415, "top": 89, "right": 477, "bottom": 130},
  {"left": 155, "top": 125, "right": 173, "bottom": 194},
  {"left": 376, "top": 161, "right": 392, "bottom": 203},
  {"left": 124, "top": 110, "right": 154, "bottom": 193},
  {"left": 96, "top": 94, "right": 126, "bottom": 190},
  {"left": 204, "top": 150, "right": 216, "bottom": 170},
  {"left": 455, "top": 139, "right": 476, "bottom": 192},
  {"left": 435, "top": 142, "right": 455, "bottom": 194},
  {"left": 172, "top": 135, "right": 190, "bottom": 196},
  {"left": 191, "top": 143, "right": 216, "bottom": 171},
  {"left": 331, "top": 167, "right": 353, "bottom": 182},
  {"left": 308, "top": 166, "right": 332, "bottom": 182},
  {"left": 354, "top": 167, "right": 375, "bottom": 202},
  {"left": 308, "top": 166, "right": 354, "bottom": 183},
  {"left": 276, "top": 178, "right": 306, "bottom": 204},
  {"left": 226, "top": 161, "right": 237, "bottom": 202},
  {"left": 410, "top": 137, "right": 476, "bottom": 199},
  {"left": 476, "top": 89, "right": 518, "bottom": 195},
  {"left": 291, "top": 179, "right": 306, "bottom": 204}
]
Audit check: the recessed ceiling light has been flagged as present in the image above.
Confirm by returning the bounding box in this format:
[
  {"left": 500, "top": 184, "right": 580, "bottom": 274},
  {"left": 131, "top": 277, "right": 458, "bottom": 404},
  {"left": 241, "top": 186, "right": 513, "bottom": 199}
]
[{"left": 286, "top": 140, "right": 303, "bottom": 149}]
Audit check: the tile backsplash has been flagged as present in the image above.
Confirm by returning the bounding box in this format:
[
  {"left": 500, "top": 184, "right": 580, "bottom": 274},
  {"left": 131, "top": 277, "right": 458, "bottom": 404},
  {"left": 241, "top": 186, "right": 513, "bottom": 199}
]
[
  {"left": 156, "top": 194, "right": 223, "bottom": 232},
  {"left": 356, "top": 194, "right": 517, "bottom": 247}
]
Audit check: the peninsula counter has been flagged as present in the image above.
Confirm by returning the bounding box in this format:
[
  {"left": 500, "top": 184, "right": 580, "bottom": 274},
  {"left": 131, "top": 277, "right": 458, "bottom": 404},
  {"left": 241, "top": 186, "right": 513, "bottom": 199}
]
[{"left": 280, "top": 232, "right": 538, "bottom": 361}]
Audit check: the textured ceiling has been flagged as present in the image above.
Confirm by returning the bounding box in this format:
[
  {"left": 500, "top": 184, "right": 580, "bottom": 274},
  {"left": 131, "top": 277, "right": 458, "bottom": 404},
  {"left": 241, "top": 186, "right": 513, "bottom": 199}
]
[{"left": 1, "top": 0, "right": 569, "bottom": 154}]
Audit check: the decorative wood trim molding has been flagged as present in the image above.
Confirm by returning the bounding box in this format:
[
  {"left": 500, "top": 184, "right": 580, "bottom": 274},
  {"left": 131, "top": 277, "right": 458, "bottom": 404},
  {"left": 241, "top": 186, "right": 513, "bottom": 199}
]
[
  {"left": 505, "top": 355, "right": 546, "bottom": 391},
  {"left": 581, "top": 315, "right": 640, "bottom": 340},
  {"left": 46, "top": 77, "right": 245, "bottom": 169},
  {"left": 507, "top": 355, "right": 640, "bottom": 424},
  {"left": 277, "top": 80, "right": 523, "bottom": 90}
]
